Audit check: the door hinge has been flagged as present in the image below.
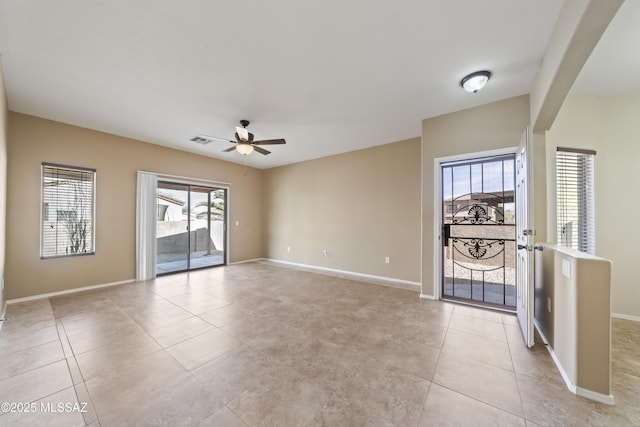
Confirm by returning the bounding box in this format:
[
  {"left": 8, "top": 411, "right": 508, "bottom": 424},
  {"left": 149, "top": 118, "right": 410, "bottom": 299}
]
[{"left": 523, "top": 229, "right": 536, "bottom": 236}]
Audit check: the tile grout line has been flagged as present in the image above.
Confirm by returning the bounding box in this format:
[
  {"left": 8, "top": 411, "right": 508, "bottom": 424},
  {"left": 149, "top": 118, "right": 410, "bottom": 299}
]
[
  {"left": 53, "top": 295, "right": 146, "bottom": 426},
  {"left": 429, "top": 310, "right": 527, "bottom": 421},
  {"left": 0, "top": 299, "right": 92, "bottom": 419},
  {"left": 415, "top": 306, "right": 449, "bottom": 425},
  {"left": 4, "top": 264, "right": 636, "bottom": 425},
  {"left": 503, "top": 320, "right": 529, "bottom": 424}
]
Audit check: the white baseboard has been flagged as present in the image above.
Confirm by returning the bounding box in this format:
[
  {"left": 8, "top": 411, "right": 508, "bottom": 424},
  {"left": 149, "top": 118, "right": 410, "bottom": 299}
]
[
  {"left": 263, "top": 258, "right": 421, "bottom": 292},
  {"left": 534, "top": 320, "right": 550, "bottom": 345},
  {"left": 6, "top": 279, "right": 136, "bottom": 305},
  {"left": 612, "top": 312, "right": 640, "bottom": 323},
  {"left": 576, "top": 386, "right": 615, "bottom": 405},
  {"left": 420, "top": 293, "right": 437, "bottom": 300},
  {"left": 230, "top": 258, "right": 267, "bottom": 265},
  {"left": 534, "top": 323, "right": 614, "bottom": 405},
  {"left": 0, "top": 300, "right": 7, "bottom": 333}
]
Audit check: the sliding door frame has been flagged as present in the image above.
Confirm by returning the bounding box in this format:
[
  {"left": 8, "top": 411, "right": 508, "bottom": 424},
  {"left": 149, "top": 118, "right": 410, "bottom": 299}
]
[{"left": 153, "top": 173, "right": 230, "bottom": 275}]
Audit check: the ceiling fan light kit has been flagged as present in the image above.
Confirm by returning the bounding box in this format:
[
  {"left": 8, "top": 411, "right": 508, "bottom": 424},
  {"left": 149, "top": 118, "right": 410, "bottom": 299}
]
[
  {"left": 460, "top": 70, "right": 491, "bottom": 93},
  {"left": 236, "top": 143, "right": 254, "bottom": 156}
]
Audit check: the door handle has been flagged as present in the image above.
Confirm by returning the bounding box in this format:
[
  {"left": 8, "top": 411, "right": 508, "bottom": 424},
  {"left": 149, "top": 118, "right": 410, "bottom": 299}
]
[
  {"left": 443, "top": 224, "right": 451, "bottom": 247},
  {"left": 518, "top": 244, "right": 544, "bottom": 252}
]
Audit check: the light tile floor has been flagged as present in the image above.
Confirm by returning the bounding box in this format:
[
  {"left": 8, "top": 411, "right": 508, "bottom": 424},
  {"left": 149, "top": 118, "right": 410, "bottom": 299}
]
[{"left": 0, "top": 262, "right": 638, "bottom": 426}]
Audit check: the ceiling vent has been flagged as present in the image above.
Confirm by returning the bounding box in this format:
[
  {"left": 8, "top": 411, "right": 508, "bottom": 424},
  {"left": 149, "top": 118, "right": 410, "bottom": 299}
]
[{"left": 190, "top": 135, "right": 214, "bottom": 145}]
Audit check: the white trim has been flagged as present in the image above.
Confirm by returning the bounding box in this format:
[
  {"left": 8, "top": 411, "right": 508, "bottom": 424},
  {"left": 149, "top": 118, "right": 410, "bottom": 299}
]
[
  {"left": 433, "top": 147, "right": 518, "bottom": 299},
  {"left": 152, "top": 172, "right": 232, "bottom": 269},
  {"left": 6, "top": 279, "right": 135, "bottom": 304},
  {"left": 420, "top": 293, "right": 437, "bottom": 300},
  {"left": 534, "top": 323, "right": 614, "bottom": 405},
  {"left": 612, "top": 312, "right": 640, "bottom": 323},
  {"left": 143, "top": 171, "right": 230, "bottom": 188},
  {"left": 576, "top": 387, "right": 615, "bottom": 406},
  {"left": 419, "top": 136, "right": 424, "bottom": 295},
  {"left": 149, "top": 170, "right": 231, "bottom": 268},
  {"left": 433, "top": 158, "right": 442, "bottom": 300},
  {"left": 230, "top": 257, "right": 266, "bottom": 265},
  {"left": 263, "top": 259, "right": 421, "bottom": 292},
  {"left": 0, "top": 300, "right": 7, "bottom": 333},
  {"left": 534, "top": 319, "right": 549, "bottom": 344},
  {"left": 546, "top": 342, "right": 577, "bottom": 392},
  {"left": 224, "top": 189, "right": 230, "bottom": 266},
  {"left": 535, "top": 323, "right": 578, "bottom": 397}
]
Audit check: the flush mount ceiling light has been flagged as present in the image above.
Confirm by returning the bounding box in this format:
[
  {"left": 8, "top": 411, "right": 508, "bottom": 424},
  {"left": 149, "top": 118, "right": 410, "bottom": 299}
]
[{"left": 460, "top": 70, "right": 491, "bottom": 93}]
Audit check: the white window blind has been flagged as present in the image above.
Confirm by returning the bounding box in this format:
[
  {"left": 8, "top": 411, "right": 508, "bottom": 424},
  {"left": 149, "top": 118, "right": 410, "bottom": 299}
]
[
  {"left": 41, "top": 163, "right": 96, "bottom": 258},
  {"left": 556, "top": 148, "right": 596, "bottom": 254}
]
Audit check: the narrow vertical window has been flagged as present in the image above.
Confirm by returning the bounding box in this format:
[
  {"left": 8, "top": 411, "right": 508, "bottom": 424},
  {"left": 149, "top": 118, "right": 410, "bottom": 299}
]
[
  {"left": 556, "top": 148, "right": 596, "bottom": 254},
  {"left": 41, "top": 163, "right": 96, "bottom": 258}
]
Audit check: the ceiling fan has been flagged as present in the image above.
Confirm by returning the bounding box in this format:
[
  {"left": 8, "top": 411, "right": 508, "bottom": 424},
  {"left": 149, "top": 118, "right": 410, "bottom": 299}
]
[{"left": 191, "top": 120, "right": 286, "bottom": 156}]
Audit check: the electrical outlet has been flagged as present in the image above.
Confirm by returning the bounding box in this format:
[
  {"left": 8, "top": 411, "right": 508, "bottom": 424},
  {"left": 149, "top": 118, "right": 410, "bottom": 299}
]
[
  {"left": 385, "top": 256, "right": 390, "bottom": 264},
  {"left": 322, "top": 249, "right": 328, "bottom": 257},
  {"left": 287, "top": 246, "right": 291, "bottom": 252},
  {"left": 235, "top": 220, "right": 240, "bottom": 227}
]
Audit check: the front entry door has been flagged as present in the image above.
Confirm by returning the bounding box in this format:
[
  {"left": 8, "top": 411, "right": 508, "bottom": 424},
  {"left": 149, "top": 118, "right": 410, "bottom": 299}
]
[
  {"left": 441, "top": 154, "right": 517, "bottom": 310},
  {"left": 515, "top": 128, "right": 534, "bottom": 347}
]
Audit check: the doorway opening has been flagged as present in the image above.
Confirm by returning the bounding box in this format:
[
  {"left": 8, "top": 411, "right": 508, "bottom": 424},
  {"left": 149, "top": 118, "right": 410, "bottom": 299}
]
[
  {"left": 156, "top": 181, "right": 227, "bottom": 275},
  {"left": 440, "top": 154, "right": 516, "bottom": 311}
]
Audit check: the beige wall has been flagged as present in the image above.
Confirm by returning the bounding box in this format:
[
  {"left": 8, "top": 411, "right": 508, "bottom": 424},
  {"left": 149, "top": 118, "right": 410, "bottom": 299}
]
[
  {"left": 543, "top": 245, "right": 612, "bottom": 400},
  {"left": 263, "top": 138, "right": 421, "bottom": 284},
  {"left": 421, "top": 95, "right": 531, "bottom": 297},
  {"left": 0, "top": 58, "right": 7, "bottom": 311},
  {"left": 602, "top": 93, "right": 640, "bottom": 318},
  {"left": 546, "top": 92, "right": 640, "bottom": 318},
  {"left": 6, "top": 113, "right": 264, "bottom": 300}
]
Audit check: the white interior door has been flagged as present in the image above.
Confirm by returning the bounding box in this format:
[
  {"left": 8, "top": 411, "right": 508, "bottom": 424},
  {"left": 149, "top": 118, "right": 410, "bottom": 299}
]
[{"left": 515, "top": 128, "right": 534, "bottom": 347}]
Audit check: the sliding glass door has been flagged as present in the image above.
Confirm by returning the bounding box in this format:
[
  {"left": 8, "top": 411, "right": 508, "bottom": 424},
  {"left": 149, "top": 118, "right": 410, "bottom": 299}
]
[
  {"left": 156, "top": 181, "right": 226, "bottom": 275},
  {"left": 189, "top": 186, "right": 226, "bottom": 269}
]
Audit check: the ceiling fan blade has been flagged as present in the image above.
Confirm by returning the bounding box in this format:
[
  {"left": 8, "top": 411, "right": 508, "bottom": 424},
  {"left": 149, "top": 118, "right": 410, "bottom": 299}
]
[
  {"left": 253, "top": 146, "right": 271, "bottom": 155},
  {"left": 212, "top": 136, "right": 235, "bottom": 143},
  {"left": 222, "top": 146, "right": 237, "bottom": 152},
  {"left": 192, "top": 134, "right": 234, "bottom": 144},
  {"left": 253, "top": 138, "right": 286, "bottom": 145}
]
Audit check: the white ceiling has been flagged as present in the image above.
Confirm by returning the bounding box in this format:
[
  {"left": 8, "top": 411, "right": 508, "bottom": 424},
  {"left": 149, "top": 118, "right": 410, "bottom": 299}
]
[{"left": 0, "top": 1, "right": 575, "bottom": 169}]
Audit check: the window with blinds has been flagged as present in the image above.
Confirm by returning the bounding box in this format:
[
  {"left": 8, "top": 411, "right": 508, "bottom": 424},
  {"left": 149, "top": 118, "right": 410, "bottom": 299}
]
[
  {"left": 41, "top": 163, "right": 96, "bottom": 258},
  {"left": 556, "top": 148, "right": 596, "bottom": 254}
]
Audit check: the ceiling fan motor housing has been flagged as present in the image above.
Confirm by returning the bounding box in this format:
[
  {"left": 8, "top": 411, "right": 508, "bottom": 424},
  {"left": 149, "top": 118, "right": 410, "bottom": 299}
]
[{"left": 235, "top": 131, "right": 255, "bottom": 143}]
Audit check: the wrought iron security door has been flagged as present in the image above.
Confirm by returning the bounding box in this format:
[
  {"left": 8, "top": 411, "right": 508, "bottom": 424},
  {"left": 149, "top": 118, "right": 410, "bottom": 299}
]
[{"left": 441, "top": 155, "right": 516, "bottom": 310}]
